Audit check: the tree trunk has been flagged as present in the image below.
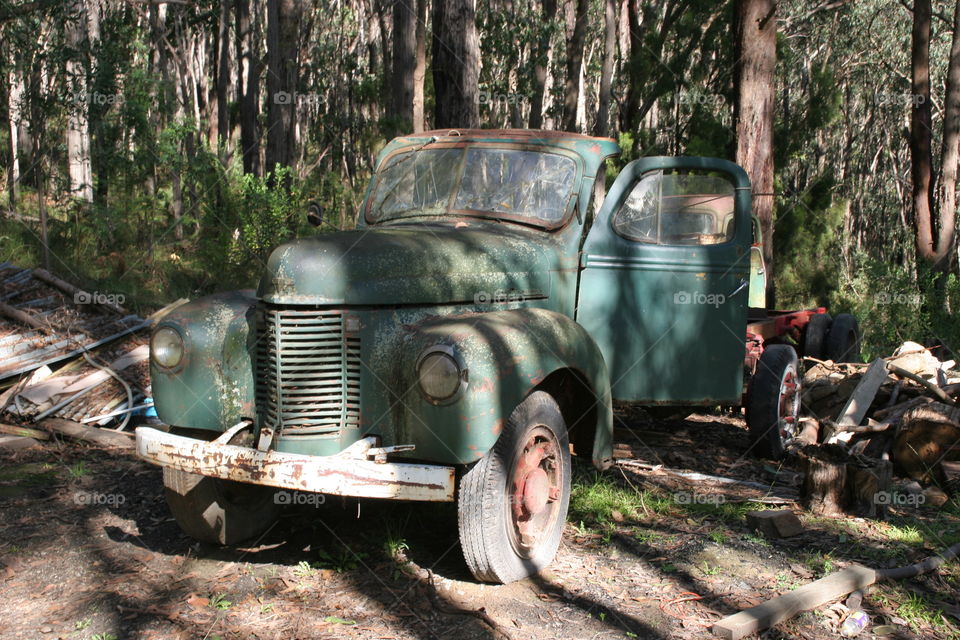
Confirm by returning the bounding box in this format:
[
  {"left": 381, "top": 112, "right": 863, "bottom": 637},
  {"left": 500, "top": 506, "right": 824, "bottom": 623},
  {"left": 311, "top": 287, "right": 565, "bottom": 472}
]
[
  {"left": 933, "top": 0, "right": 960, "bottom": 272},
  {"left": 432, "top": 0, "right": 480, "bottom": 128},
  {"left": 529, "top": 0, "right": 557, "bottom": 129},
  {"left": 735, "top": 0, "right": 776, "bottom": 305},
  {"left": 66, "top": 0, "right": 93, "bottom": 203},
  {"left": 561, "top": 0, "right": 588, "bottom": 132},
  {"left": 265, "top": 0, "right": 300, "bottom": 179},
  {"left": 236, "top": 0, "right": 261, "bottom": 176},
  {"left": 595, "top": 0, "right": 616, "bottom": 138},
  {"left": 390, "top": 0, "right": 417, "bottom": 134},
  {"left": 911, "top": 0, "right": 940, "bottom": 269},
  {"left": 216, "top": 0, "right": 232, "bottom": 152},
  {"left": 413, "top": 0, "right": 426, "bottom": 131},
  {"left": 6, "top": 71, "right": 22, "bottom": 209}
]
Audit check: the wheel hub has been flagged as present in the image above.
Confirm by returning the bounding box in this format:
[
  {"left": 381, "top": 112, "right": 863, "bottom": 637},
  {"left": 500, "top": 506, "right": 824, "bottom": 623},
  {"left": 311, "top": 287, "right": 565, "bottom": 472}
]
[{"left": 510, "top": 430, "right": 561, "bottom": 551}]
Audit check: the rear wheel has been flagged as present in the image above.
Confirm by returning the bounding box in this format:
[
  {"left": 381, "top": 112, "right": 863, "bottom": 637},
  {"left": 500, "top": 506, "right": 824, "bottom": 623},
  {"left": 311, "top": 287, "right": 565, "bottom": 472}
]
[
  {"left": 826, "top": 313, "right": 861, "bottom": 363},
  {"left": 458, "top": 391, "right": 571, "bottom": 584},
  {"left": 163, "top": 468, "right": 280, "bottom": 545},
  {"left": 802, "top": 313, "right": 832, "bottom": 360},
  {"left": 746, "top": 345, "right": 801, "bottom": 459}
]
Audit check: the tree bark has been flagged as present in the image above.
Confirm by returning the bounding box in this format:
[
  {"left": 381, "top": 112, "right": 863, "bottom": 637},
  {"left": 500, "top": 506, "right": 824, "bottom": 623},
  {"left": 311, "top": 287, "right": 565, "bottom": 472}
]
[
  {"left": 595, "top": 0, "right": 616, "bottom": 138},
  {"left": 432, "top": 0, "right": 480, "bottom": 128},
  {"left": 735, "top": 0, "right": 777, "bottom": 305},
  {"left": 390, "top": 0, "right": 417, "bottom": 134},
  {"left": 561, "top": 0, "right": 588, "bottom": 132},
  {"left": 6, "top": 70, "right": 22, "bottom": 209},
  {"left": 933, "top": 0, "right": 960, "bottom": 271},
  {"left": 265, "top": 0, "right": 300, "bottom": 179},
  {"left": 529, "top": 0, "right": 557, "bottom": 129},
  {"left": 236, "top": 0, "right": 261, "bottom": 176},
  {"left": 911, "top": 0, "right": 941, "bottom": 269},
  {"left": 65, "top": 0, "right": 93, "bottom": 203},
  {"left": 413, "top": 0, "right": 426, "bottom": 131},
  {"left": 215, "top": 0, "right": 232, "bottom": 152}
]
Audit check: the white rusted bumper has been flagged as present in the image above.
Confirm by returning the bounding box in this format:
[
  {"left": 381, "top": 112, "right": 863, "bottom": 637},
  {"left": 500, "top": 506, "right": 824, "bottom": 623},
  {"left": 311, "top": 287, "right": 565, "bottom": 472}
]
[{"left": 135, "top": 427, "right": 456, "bottom": 502}]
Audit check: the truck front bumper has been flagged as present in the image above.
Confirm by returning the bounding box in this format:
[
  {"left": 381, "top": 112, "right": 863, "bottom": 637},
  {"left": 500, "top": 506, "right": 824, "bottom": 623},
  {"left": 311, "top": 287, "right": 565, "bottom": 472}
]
[{"left": 135, "top": 426, "right": 456, "bottom": 502}]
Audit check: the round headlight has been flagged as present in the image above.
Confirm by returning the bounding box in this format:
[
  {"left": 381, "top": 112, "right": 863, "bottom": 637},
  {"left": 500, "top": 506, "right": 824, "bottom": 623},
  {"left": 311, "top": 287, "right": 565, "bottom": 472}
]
[
  {"left": 151, "top": 326, "right": 184, "bottom": 369},
  {"left": 418, "top": 351, "right": 462, "bottom": 402}
]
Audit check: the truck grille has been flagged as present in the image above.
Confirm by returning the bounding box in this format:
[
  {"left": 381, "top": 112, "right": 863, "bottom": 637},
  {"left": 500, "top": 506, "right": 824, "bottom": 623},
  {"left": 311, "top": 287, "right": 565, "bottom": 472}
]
[{"left": 255, "top": 305, "right": 361, "bottom": 437}]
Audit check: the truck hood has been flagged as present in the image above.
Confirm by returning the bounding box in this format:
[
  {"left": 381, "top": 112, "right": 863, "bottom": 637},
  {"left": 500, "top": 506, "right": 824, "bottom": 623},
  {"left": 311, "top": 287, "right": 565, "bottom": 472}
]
[{"left": 257, "top": 221, "right": 568, "bottom": 306}]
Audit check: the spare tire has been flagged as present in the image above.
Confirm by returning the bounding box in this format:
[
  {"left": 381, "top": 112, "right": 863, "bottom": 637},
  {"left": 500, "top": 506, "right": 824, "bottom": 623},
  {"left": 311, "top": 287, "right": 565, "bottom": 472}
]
[
  {"left": 826, "top": 313, "right": 862, "bottom": 363},
  {"left": 802, "top": 313, "right": 832, "bottom": 360}
]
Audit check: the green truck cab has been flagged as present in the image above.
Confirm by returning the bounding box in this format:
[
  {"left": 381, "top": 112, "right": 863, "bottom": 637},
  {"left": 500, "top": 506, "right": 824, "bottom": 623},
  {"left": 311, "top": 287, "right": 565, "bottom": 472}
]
[{"left": 137, "top": 129, "right": 858, "bottom": 583}]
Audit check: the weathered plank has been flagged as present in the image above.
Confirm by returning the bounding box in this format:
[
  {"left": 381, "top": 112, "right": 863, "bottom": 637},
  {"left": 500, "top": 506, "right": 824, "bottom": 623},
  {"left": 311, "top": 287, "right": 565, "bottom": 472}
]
[
  {"left": 828, "top": 358, "right": 888, "bottom": 444},
  {"left": 711, "top": 565, "right": 878, "bottom": 639}
]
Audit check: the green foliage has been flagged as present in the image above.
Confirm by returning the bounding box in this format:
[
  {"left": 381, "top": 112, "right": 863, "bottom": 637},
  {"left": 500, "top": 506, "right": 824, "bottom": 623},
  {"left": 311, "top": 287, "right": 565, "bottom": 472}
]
[
  {"left": 773, "top": 174, "right": 845, "bottom": 309},
  {"left": 830, "top": 254, "right": 960, "bottom": 359}
]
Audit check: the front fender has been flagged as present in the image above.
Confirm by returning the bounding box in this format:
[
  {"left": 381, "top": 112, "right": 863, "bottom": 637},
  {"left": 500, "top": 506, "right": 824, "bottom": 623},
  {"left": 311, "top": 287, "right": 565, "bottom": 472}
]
[
  {"left": 151, "top": 290, "right": 257, "bottom": 431},
  {"left": 392, "top": 308, "right": 613, "bottom": 468}
]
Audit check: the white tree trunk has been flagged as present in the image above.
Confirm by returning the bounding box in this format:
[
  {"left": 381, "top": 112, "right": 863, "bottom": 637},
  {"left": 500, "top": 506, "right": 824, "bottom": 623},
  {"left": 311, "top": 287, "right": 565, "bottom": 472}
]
[{"left": 7, "top": 71, "right": 23, "bottom": 207}]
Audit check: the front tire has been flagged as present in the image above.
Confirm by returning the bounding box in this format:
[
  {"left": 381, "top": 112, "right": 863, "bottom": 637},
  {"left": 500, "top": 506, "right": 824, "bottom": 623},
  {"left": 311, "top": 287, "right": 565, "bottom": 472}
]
[
  {"left": 163, "top": 467, "right": 281, "bottom": 545},
  {"left": 458, "top": 391, "right": 571, "bottom": 584},
  {"left": 746, "top": 345, "right": 801, "bottom": 460}
]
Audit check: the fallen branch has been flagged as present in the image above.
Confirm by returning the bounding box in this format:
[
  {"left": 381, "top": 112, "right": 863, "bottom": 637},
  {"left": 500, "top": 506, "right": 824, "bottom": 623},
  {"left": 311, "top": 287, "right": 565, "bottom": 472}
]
[
  {"left": 0, "top": 300, "right": 48, "bottom": 332},
  {"left": 887, "top": 362, "right": 957, "bottom": 406}
]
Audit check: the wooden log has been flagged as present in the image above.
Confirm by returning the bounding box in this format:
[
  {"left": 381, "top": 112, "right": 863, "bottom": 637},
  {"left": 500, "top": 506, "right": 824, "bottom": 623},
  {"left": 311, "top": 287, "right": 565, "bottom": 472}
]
[
  {"left": 40, "top": 418, "right": 134, "bottom": 449},
  {"left": 0, "top": 435, "right": 41, "bottom": 450},
  {"left": 0, "top": 300, "right": 48, "bottom": 331},
  {"left": 711, "top": 565, "right": 878, "bottom": 639},
  {"left": 32, "top": 267, "right": 125, "bottom": 314},
  {"left": 872, "top": 396, "right": 933, "bottom": 422},
  {"left": 794, "top": 417, "right": 820, "bottom": 446},
  {"left": 0, "top": 423, "right": 49, "bottom": 440},
  {"left": 887, "top": 362, "right": 957, "bottom": 406},
  {"left": 799, "top": 444, "right": 848, "bottom": 517}
]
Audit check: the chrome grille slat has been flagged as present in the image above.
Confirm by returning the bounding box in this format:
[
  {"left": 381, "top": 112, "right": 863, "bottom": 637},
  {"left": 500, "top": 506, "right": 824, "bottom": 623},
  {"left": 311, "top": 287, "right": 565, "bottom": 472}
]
[{"left": 255, "top": 305, "right": 361, "bottom": 438}]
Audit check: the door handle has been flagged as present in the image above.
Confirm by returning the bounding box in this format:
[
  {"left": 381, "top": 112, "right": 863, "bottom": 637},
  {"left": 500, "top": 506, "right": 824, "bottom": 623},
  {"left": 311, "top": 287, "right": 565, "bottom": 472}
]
[{"left": 729, "top": 278, "right": 748, "bottom": 297}]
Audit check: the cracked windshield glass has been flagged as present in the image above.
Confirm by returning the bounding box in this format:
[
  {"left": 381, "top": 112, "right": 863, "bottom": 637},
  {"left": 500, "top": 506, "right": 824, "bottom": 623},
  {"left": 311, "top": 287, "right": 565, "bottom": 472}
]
[{"left": 367, "top": 147, "right": 577, "bottom": 226}]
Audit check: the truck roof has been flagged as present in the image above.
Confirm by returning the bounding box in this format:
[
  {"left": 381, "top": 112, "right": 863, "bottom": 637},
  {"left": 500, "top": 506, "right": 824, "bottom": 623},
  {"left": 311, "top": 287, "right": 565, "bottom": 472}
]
[{"left": 378, "top": 129, "right": 622, "bottom": 177}]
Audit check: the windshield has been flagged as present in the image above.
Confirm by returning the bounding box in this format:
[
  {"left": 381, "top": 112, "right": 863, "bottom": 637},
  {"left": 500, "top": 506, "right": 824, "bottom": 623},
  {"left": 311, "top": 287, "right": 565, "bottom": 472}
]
[{"left": 366, "top": 147, "right": 578, "bottom": 227}]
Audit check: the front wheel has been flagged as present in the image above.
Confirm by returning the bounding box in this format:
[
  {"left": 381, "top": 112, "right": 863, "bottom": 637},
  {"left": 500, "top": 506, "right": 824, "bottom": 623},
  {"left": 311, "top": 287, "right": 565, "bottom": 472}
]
[
  {"left": 163, "top": 467, "right": 281, "bottom": 545},
  {"left": 458, "top": 391, "right": 571, "bottom": 584},
  {"left": 746, "top": 345, "right": 801, "bottom": 460}
]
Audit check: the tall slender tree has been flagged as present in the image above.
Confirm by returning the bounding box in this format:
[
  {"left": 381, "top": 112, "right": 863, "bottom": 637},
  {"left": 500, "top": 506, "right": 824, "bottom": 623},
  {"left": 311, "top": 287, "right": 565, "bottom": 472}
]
[
  {"left": 265, "top": 0, "right": 301, "bottom": 178},
  {"left": 735, "top": 0, "right": 777, "bottom": 302},
  {"left": 910, "top": 0, "right": 959, "bottom": 273},
  {"left": 432, "top": 0, "right": 480, "bottom": 128}
]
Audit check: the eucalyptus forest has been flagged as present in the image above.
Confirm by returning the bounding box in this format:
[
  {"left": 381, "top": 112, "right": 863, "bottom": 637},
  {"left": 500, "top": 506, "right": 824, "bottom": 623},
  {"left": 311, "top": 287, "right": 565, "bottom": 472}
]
[{"left": 1, "top": 0, "right": 959, "bottom": 353}]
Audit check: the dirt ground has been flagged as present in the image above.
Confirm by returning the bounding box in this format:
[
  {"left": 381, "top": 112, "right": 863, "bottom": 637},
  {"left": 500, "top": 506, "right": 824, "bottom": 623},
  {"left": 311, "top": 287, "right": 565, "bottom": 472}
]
[{"left": 1, "top": 410, "right": 958, "bottom": 640}]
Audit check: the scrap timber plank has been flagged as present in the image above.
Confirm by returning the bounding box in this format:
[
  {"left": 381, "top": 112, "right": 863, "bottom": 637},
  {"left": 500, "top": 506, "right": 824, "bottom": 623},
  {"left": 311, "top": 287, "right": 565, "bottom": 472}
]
[
  {"left": 711, "top": 565, "right": 878, "bottom": 639},
  {"left": 828, "top": 358, "right": 888, "bottom": 444}
]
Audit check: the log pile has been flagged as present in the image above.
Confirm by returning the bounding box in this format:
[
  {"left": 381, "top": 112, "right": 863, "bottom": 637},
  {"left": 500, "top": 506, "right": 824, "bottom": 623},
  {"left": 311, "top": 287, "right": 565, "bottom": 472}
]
[{"left": 795, "top": 341, "right": 960, "bottom": 516}]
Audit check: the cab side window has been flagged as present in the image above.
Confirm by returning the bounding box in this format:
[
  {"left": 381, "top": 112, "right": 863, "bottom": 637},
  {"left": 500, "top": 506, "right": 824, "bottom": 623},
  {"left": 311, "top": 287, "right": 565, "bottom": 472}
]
[{"left": 612, "top": 171, "right": 736, "bottom": 246}]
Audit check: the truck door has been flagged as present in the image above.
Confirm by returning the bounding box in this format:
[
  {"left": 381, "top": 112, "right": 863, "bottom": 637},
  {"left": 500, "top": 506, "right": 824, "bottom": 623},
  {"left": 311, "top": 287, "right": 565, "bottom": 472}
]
[{"left": 576, "top": 157, "right": 752, "bottom": 405}]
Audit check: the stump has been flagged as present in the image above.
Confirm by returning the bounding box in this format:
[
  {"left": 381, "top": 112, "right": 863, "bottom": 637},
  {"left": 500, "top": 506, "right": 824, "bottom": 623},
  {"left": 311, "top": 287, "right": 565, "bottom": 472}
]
[{"left": 800, "top": 444, "right": 849, "bottom": 517}]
